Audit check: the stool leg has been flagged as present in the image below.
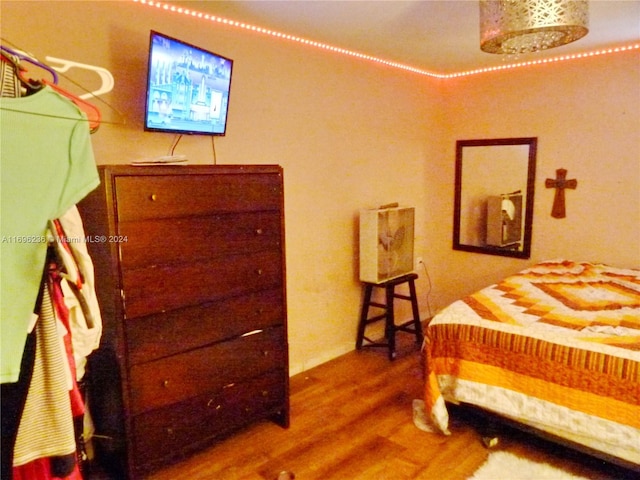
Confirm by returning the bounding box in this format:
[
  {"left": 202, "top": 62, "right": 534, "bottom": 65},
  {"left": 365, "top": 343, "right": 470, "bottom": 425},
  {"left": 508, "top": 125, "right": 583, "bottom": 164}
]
[
  {"left": 385, "top": 284, "right": 396, "bottom": 360},
  {"left": 408, "top": 279, "right": 424, "bottom": 345},
  {"left": 356, "top": 284, "right": 374, "bottom": 350}
]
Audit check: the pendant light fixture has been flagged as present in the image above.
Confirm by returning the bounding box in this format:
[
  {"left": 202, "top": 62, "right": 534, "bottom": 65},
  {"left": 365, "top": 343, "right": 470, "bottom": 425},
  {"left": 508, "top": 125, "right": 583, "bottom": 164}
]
[{"left": 480, "top": 0, "right": 589, "bottom": 55}]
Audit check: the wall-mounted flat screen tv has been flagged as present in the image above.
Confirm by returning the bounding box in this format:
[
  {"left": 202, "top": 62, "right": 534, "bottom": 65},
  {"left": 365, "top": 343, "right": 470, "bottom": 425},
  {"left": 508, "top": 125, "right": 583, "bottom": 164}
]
[{"left": 144, "top": 30, "right": 233, "bottom": 136}]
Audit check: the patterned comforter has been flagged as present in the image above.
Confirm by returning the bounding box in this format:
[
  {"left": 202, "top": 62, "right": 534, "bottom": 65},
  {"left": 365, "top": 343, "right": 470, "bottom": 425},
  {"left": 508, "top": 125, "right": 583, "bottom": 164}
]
[{"left": 424, "top": 260, "right": 640, "bottom": 465}]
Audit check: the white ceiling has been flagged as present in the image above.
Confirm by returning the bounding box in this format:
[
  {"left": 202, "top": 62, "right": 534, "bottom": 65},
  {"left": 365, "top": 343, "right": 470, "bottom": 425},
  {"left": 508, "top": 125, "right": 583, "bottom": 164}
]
[{"left": 169, "top": 1, "right": 640, "bottom": 74}]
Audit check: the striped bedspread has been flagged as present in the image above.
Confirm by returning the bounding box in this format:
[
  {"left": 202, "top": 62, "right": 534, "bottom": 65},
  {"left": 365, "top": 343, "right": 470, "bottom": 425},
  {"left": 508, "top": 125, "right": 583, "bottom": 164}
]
[{"left": 424, "top": 260, "right": 640, "bottom": 465}]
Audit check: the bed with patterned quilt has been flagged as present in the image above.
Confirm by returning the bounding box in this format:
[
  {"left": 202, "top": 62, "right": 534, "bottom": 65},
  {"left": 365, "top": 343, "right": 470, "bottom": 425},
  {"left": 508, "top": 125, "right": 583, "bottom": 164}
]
[{"left": 423, "top": 260, "right": 640, "bottom": 468}]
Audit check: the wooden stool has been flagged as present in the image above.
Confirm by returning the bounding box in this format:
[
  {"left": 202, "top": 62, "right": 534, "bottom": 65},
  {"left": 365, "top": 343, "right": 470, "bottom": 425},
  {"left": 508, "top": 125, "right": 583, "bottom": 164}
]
[{"left": 356, "top": 273, "right": 424, "bottom": 360}]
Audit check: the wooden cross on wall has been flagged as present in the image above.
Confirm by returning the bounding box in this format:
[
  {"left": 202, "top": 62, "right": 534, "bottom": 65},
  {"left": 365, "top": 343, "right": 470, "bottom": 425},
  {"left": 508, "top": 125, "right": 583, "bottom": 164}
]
[{"left": 545, "top": 168, "right": 577, "bottom": 218}]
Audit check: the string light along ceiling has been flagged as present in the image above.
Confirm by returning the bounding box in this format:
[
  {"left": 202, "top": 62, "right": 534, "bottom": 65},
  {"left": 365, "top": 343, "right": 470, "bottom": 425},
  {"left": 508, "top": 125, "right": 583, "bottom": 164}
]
[
  {"left": 480, "top": 0, "right": 589, "bottom": 55},
  {"left": 133, "top": 0, "right": 639, "bottom": 79}
]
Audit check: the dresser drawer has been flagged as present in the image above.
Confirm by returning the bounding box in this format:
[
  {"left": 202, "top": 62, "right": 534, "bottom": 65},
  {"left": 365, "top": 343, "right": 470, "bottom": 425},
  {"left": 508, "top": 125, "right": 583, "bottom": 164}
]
[
  {"left": 128, "top": 326, "right": 286, "bottom": 414},
  {"left": 130, "top": 370, "right": 285, "bottom": 467},
  {"left": 125, "top": 288, "right": 284, "bottom": 365},
  {"left": 121, "top": 249, "right": 282, "bottom": 319},
  {"left": 118, "top": 211, "right": 281, "bottom": 269},
  {"left": 115, "top": 174, "right": 282, "bottom": 221}
]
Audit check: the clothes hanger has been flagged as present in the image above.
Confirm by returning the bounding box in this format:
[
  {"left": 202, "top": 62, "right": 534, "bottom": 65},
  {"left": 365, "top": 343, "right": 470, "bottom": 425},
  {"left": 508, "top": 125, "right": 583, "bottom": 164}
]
[
  {"left": 1, "top": 46, "right": 100, "bottom": 132},
  {"left": 1, "top": 39, "right": 125, "bottom": 128},
  {"left": 1, "top": 45, "right": 59, "bottom": 83},
  {"left": 45, "top": 56, "right": 113, "bottom": 100}
]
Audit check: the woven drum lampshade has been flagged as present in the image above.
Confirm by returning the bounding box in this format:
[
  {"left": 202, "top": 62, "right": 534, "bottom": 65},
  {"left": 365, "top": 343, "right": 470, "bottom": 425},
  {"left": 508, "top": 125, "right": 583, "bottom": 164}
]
[{"left": 480, "top": 0, "right": 589, "bottom": 54}]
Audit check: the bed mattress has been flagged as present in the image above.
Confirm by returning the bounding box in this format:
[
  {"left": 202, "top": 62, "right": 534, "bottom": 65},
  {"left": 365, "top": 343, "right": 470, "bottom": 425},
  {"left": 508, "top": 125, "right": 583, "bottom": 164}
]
[{"left": 424, "top": 260, "right": 640, "bottom": 465}]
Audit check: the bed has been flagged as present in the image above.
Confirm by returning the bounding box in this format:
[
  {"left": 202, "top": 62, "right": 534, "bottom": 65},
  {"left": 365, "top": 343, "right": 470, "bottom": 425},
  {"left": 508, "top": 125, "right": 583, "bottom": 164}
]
[{"left": 423, "top": 260, "right": 640, "bottom": 469}]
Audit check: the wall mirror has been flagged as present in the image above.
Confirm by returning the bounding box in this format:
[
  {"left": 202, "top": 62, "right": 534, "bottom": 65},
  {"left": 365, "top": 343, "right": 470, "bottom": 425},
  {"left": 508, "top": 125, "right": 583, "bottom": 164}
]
[{"left": 453, "top": 137, "right": 537, "bottom": 258}]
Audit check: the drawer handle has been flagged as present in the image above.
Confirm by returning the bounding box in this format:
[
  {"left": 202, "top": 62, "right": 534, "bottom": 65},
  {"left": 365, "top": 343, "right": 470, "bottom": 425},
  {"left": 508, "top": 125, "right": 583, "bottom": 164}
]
[
  {"left": 255, "top": 228, "right": 264, "bottom": 235},
  {"left": 149, "top": 193, "right": 158, "bottom": 201},
  {"left": 207, "top": 399, "right": 222, "bottom": 411},
  {"left": 261, "top": 390, "right": 270, "bottom": 397},
  {"left": 166, "top": 427, "right": 174, "bottom": 436},
  {"left": 256, "top": 269, "right": 263, "bottom": 276},
  {"left": 262, "top": 350, "right": 270, "bottom": 357},
  {"left": 162, "top": 380, "right": 170, "bottom": 388}
]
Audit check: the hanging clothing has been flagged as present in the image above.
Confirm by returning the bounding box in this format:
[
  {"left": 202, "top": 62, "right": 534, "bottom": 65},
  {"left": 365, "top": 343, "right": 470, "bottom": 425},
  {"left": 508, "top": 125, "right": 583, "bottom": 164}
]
[
  {"left": 13, "top": 280, "right": 77, "bottom": 468},
  {"left": 0, "top": 54, "right": 23, "bottom": 97},
  {"left": 9, "top": 238, "right": 99, "bottom": 479},
  {"left": 0, "top": 332, "right": 36, "bottom": 480},
  {"left": 12, "top": 252, "right": 88, "bottom": 478},
  {"left": 12, "top": 457, "right": 83, "bottom": 480},
  {"left": 0, "top": 85, "right": 99, "bottom": 384},
  {"left": 1, "top": 54, "right": 101, "bottom": 480},
  {"left": 49, "top": 207, "right": 102, "bottom": 381}
]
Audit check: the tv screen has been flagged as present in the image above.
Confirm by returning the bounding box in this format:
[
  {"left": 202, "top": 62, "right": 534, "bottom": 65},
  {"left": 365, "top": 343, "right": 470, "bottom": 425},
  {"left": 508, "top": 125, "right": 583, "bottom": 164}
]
[{"left": 144, "top": 31, "right": 233, "bottom": 136}]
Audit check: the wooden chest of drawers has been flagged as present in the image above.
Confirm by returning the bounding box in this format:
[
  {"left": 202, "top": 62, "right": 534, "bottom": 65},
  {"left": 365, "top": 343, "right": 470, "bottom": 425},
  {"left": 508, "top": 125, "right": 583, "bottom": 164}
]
[{"left": 77, "top": 165, "right": 289, "bottom": 479}]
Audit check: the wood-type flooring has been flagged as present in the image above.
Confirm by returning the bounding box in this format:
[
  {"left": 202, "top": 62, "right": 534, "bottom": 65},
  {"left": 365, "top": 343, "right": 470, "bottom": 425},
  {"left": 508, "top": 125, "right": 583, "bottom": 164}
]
[{"left": 91, "top": 333, "right": 637, "bottom": 479}]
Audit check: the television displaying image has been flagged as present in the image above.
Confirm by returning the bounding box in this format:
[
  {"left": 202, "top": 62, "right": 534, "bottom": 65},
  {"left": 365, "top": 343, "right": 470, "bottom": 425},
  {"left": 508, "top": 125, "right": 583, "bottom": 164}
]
[{"left": 144, "top": 31, "right": 233, "bottom": 136}]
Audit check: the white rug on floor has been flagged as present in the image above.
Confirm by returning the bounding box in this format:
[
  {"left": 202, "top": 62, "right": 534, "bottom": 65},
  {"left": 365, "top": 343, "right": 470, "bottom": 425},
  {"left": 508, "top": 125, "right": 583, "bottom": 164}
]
[{"left": 468, "top": 451, "right": 592, "bottom": 480}]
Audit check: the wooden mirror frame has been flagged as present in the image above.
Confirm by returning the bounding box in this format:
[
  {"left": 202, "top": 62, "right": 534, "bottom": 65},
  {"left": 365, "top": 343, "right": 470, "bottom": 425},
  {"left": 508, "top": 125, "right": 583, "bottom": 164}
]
[{"left": 453, "top": 137, "right": 537, "bottom": 259}]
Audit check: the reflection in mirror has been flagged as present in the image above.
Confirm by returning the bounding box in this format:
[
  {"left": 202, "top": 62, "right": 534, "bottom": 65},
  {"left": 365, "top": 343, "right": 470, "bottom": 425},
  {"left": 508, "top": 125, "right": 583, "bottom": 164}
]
[{"left": 453, "top": 138, "right": 537, "bottom": 259}]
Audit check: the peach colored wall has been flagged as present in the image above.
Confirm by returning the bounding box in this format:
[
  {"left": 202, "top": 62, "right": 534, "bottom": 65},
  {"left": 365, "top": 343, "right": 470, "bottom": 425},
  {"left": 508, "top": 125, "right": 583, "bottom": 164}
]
[
  {"left": 2, "top": 1, "right": 639, "bottom": 374},
  {"left": 430, "top": 52, "right": 640, "bottom": 305},
  {"left": 1, "top": 1, "right": 439, "bottom": 373}
]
